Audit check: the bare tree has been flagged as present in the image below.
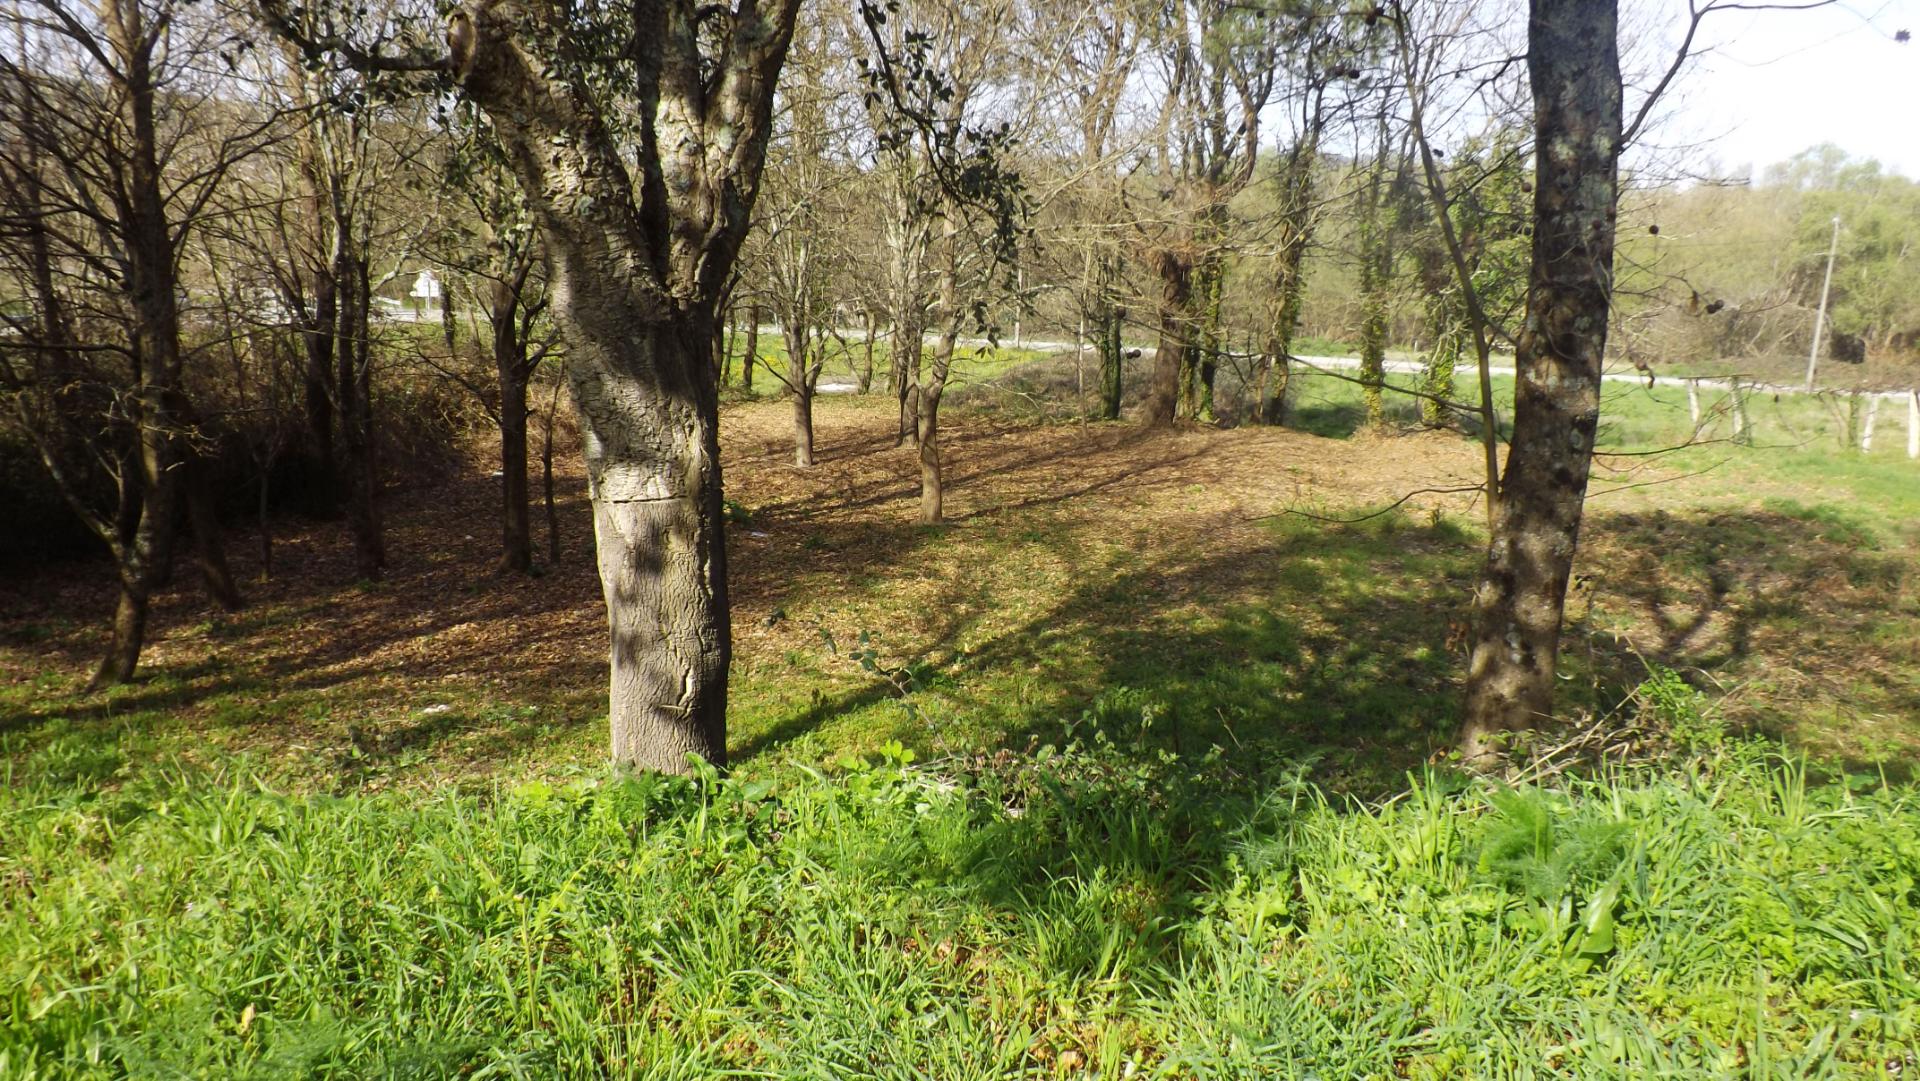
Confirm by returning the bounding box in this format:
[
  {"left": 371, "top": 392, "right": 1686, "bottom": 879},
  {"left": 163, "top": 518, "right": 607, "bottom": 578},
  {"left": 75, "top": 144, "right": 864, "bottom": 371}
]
[
  {"left": 0, "top": 0, "right": 268, "bottom": 685},
  {"left": 1136, "top": 0, "right": 1278, "bottom": 427}
]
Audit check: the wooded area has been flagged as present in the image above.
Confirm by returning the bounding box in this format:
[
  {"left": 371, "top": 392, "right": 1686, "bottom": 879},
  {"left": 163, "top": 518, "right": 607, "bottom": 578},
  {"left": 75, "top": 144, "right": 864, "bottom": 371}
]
[{"left": 3, "top": 0, "right": 1917, "bottom": 1074}]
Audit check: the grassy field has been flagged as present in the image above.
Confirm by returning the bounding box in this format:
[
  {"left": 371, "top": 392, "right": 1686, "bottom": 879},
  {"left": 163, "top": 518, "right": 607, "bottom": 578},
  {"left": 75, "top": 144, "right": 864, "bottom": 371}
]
[{"left": 4, "top": 340, "right": 1918, "bottom": 1076}]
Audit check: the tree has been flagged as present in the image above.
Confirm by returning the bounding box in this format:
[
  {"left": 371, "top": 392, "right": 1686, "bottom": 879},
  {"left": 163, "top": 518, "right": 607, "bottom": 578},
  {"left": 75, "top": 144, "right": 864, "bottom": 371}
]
[
  {"left": 1776, "top": 149, "right": 1920, "bottom": 358},
  {"left": 1254, "top": 6, "right": 1363, "bottom": 425},
  {"left": 267, "top": 0, "right": 802, "bottom": 771},
  {"left": 429, "top": 126, "right": 554, "bottom": 573},
  {"left": 755, "top": 14, "right": 854, "bottom": 468},
  {"left": 855, "top": 0, "right": 1025, "bottom": 522},
  {"left": 1137, "top": 0, "right": 1279, "bottom": 427},
  {"left": 1455, "top": 0, "right": 1622, "bottom": 759},
  {"left": 0, "top": 0, "right": 259, "bottom": 685},
  {"left": 240, "top": 25, "right": 436, "bottom": 579}
]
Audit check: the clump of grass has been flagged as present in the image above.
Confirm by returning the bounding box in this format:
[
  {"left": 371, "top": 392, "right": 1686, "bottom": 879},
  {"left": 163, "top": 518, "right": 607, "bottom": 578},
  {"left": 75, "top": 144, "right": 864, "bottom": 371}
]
[{"left": 3, "top": 737, "right": 1915, "bottom": 1078}]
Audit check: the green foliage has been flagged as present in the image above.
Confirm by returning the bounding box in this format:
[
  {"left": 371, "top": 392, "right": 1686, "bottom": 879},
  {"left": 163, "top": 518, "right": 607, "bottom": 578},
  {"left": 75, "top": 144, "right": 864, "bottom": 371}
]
[
  {"left": 1779, "top": 147, "right": 1920, "bottom": 349},
  {"left": 3, "top": 741, "right": 1916, "bottom": 1077}
]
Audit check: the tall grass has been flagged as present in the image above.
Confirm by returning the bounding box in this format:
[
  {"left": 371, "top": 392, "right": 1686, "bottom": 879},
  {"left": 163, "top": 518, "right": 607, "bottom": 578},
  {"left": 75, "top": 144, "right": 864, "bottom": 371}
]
[{"left": 4, "top": 732, "right": 1915, "bottom": 1078}]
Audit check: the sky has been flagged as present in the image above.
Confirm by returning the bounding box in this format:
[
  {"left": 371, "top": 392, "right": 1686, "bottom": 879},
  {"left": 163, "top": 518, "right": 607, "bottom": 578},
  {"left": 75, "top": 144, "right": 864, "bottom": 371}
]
[{"left": 1653, "top": 0, "right": 1917, "bottom": 179}]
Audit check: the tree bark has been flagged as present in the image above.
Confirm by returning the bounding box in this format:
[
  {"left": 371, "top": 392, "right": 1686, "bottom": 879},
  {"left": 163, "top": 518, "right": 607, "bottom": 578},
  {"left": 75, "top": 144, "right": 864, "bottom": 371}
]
[
  {"left": 742, "top": 308, "right": 759, "bottom": 394},
  {"left": 892, "top": 313, "right": 923, "bottom": 446},
  {"left": 301, "top": 274, "right": 339, "bottom": 508},
  {"left": 919, "top": 332, "right": 952, "bottom": 523},
  {"left": 100, "top": 0, "right": 187, "bottom": 683},
  {"left": 1459, "top": 0, "right": 1621, "bottom": 762},
  {"left": 1260, "top": 133, "right": 1319, "bottom": 426},
  {"left": 792, "top": 379, "right": 816, "bottom": 467},
  {"left": 543, "top": 378, "right": 563, "bottom": 564},
  {"left": 569, "top": 313, "right": 731, "bottom": 773},
  {"left": 494, "top": 280, "right": 533, "bottom": 574},
  {"left": 859, "top": 310, "right": 876, "bottom": 394},
  {"left": 183, "top": 452, "right": 243, "bottom": 610},
  {"left": 92, "top": 575, "right": 152, "bottom": 689},
  {"left": 438, "top": 0, "right": 797, "bottom": 772},
  {"left": 780, "top": 313, "right": 818, "bottom": 467},
  {"left": 1143, "top": 249, "right": 1192, "bottom": 427},
  {"left": 334, "top": 245, "right": 384, "bottom": 579},
  {"left": 1195, "top": 255, "right": 1223, "bottom": 424}
]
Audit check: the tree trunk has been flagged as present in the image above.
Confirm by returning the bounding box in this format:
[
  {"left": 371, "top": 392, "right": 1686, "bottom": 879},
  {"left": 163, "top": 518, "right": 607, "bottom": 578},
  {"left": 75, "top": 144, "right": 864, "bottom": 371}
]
[
  {"left": 1143, "top": 249, "right": 1192, "bottom": 427},
  {"left": 91, "top": 576, "right": 151, "bottom": 689},
  {"left": 1459, "top": 0, "right": 1621, "bottom": 762},
  {"left": 496, "top": 285, "right": 533, "bottom": 574},
  {"left": 335, "top": 247, "right": 384, "bottom": 579},
  {"left": 302, "top": 275, "right": 338, "bottom": 508},
  {"left": 892, "top": 314, "right": 922, "bottom": 446},
  {"left": 543, "top": 378, "right": 563, "bottom": 564},
  {"left": 98, "top": 15, "right": 186, "bottom": 684},
  {"left": 742, "top": 309, "right": 759, "bottom": 394},
  {"left": 1196, "top": 257, "right": 1223, "bottom": 424},
  {"left": 183, "top": 455, "right": 243, "bottom": 610},
  {"left": 257, "top": 442, "right": 274, "bottom": 581},
  {"left": 564, "top": 306, "right": 730, "bottom": 772},
  {"left": 919, "top": 333, "right": 952, "bottom": 523},
  {"left": 792, "top": 379, "right": 816, "bottom": 467},
  {"left": 441, "top": 276, "right": 458, "bottom": 354},
  {"left": 1358, "top": 264, "right": 1388, "bottom": 428},
  {"left": 1419, "top": 287, "right": 1465, "bottom": 429},
  {"left": 1100, "top": 296, "right": 1124, "bottom": 421},
  {"left": 1261, "top": 140, "right": 1317, "bottom": 425},
  {"left": 782, "top": 312, "right": 817, "bottom": 467},
  {"left": 859, "top": 311, "right": 876, "bottom": 394}
]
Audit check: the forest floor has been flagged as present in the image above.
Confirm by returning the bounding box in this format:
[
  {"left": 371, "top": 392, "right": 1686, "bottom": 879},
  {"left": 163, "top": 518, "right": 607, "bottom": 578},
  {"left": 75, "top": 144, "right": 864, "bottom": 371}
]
[{"left": 5, "top": 374, "right": 1917, "bottom": 794}]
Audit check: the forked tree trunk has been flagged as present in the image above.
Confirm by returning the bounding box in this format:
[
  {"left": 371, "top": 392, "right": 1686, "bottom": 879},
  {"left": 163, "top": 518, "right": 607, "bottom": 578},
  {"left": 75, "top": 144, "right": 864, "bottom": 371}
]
[
  {"left": 436, "top": 0, "right": 797, "bottom": 772},
  {"left": 1143, "top": 249, "right": 1191, "bottom": 427},
  {"left": 95, "top": 10, "right": 187, "bottom": 685},
  {"left": 1459, "top": 0, "right": 1622, "bottom": 762}
]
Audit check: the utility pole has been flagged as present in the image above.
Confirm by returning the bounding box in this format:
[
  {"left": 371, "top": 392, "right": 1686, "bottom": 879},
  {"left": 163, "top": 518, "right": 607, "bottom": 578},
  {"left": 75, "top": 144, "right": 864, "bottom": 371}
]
[{"left": 1803, "top": 215, "right": 1840, "bottom": 391}]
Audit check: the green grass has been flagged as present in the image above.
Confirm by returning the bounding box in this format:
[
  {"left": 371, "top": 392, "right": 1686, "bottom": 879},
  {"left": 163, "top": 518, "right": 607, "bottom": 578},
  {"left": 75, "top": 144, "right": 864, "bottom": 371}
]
[
  {"left": 1280, "top": 364, "right": 1920, "bottom": 533},
  {"left": 4, "top": 731, "right": 1916, "bottom": 1078},
  {"left": 6, "top": 352, "right": 1919, "bottom": 1075},
  {"left": 720, "top": 332, "right": 1050, "bottom": 394}
]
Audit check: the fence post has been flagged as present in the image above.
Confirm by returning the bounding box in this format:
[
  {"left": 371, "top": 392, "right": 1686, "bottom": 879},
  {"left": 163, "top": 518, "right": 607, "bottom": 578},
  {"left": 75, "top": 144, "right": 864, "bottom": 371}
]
[
  {"left": 1909, "top": 390, "right": 1919, "bottom": 460},
  {"left": 1862, "top": 395, "right": 1880, "bottom": 453},
  {"left": 1730, "top": 377, "right": 1751, "bottom": 445},
  {"left": 1687, "top": 379, "right": 1701, "bottom": 426}
]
